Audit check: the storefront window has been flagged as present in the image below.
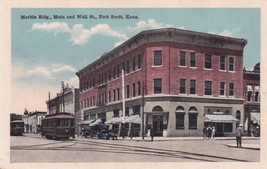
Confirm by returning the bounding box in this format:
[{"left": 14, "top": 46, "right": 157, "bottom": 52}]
[
  {"left": 176, "top": 113, "right": 184, "bottom": 129},
  {"left": 224, "top": 123, "right": 233, "bottom": 132},
  {"left": 189, "top": 114, "right": 197, "bottom": 129}
]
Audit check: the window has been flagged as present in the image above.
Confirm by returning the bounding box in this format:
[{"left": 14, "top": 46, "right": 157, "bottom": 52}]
[
  {"left": 137, "top": 55, "right": 141, "bottom": 69},
  {"left": 126, "top": 60, "right": 130, "bottom": 74},
  {"left": 220, "top": 56, "right": 226, "bottom": 70},
  {"left": 229, "top": 57, "right": 235, "bottom": 71},
  {"left": 108, "top": 91, "right": 111, "bottom": 103},
  {"left": 117, "top": 65, "right": 120, "bottom": 77},
  {"left": 117, "top": 88, "right": 120, "bottom": 101},
  {"left": 229, "top": 83, "right": 235, "bottom": 96},
  {"left": 113, "top": 67, "right": 116, "bottom": 79},
  {"left": 126, "top": 85, "right": 130, "bottom": 98},
  {"left": 132, "top": 83, "right": 136, "bottom": 97},
  {"left": 224, "top": 123, "right": 233, "bottom": 132},
  {"left": 176, "top": 106, "right": 185, "bottom": 129},
  {"left": 109, "top": 69, "right": 111, "bottom": 81},
  {"left": 180, "top": 79, "right": 186, "bottom": 94},
  {"left": 93, "top": 78, "right": 95, "bottom": 87},
  {"left": 220, "top": 82, "right": 225, "bottom": 96},
  {"left": 179, "top": 51, "right": 186, "bottom": 66},
  {"left": 122, "top": 62, "right": 125, "bottom": 72},
  {"left": 205, "top": 54, "right": 212, "bottom": 69},
  {"left": 190, "top": 52, "right": 196, "bottom": 67},
  {"left": 137, "top": 81, "right": 141, "bottom": 96},
  {"left": 247, "top": 91, "right": 252, "bottom": 101},
  {"left": 153, "top": 78, "right": 162, "bottom": 94},
  {"left": 132, "top": 57, "right": 136, "bottom": 71},
  {"left": 125, "top": 107, "right": 129, "bottom": 116},
  {"left": 189, "top": 114, "right": 198, "bottom": 130},
  {"left": 255, "top": 91, "right": 259, "bottom": 102},
  {"left": 133, "top": 105, "right": 141, "bottom": 115},
  {"left": 113, "top": 89, "right": 116, "bottom": 102},
  {"left": 204, "top": 81, "right": 212, "bottom": 95},
  {"left": 190, "top": 80, "right": 196, "bottom": 94},
  {"left": 87, "top": 98, "right": 89, "bottom": 107},
  {"left": 153, "top": 50, "right": 162, "bottom": 66},
  {"left": 113, "top": 109, "right": 120, "bottom": 117},
  {"left": 81, "top": 100, "right": 83, "bottom": 109}
]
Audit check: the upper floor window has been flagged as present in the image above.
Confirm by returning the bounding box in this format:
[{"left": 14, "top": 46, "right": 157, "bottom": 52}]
[
  {"left": 153, "top": 50, "right": 162, "bottom": 66},
  {"left": 220, "top": 82, "right": 225, "bottom": 96},
  {"left": 190, "top": 80, "right": 196, "bottom": 94},
  {"left": 229, "top": 83, "right": 235, "bottom": 96},
  {"left": 126, "top": 85, "right": 130, "bottom": 98},
  {"left": 113, "top": 89, "right": 116, "bottom": 102},
  {"left": 190, "top": 52, "right": 196, "bottom": 67},
  {"left": 205, "top": 54, "right": 212, "bottom": 69},
  {"left": 153, "top": 78, "right": 162, "bottom": 94},
  {"left": 117, "top": 88, "right": 120, "bottom": 101},
  {"left": 180, "top": 79, "right": 186, "bottom": 94},
  {"left": 229, "top": 57, "right": 235, "bottom": 71},
  {"left": 220, "top": 56, "right": 226, "bottom": 70},
  {"left": 137, "top": 81, "right": 141, "bottom": 96},
  {"left": 179, "top": 51, "right": 186, "bottom": 66},
  {"left": 117, "top": 65, "right": 120, "bottom": 77},
  {"left": 137, "top": 55, "right": 141, "bottom": 69},
  {"left": 132, "top": 83, "right": 136, "bottom": 97},
  {"left": 108, "top": 91, "right": 111, "bottom": 103},
  {"left": 108, "top": 69, "right": 111, "bottom": 81},
  {"left": 255, "top": 86, "right": 260, "bottom": 102},
  {"left": 122, "top": 62, "right": 125, "bottom": 72},
  {"left": 132, "top": 57, "right": 136, "bottom": 71},
  {"left": 113, "top": 67, "right": 116, "bottom": 79},
  {"left": 247, "top": 85, "right": 253, "bottom": 101},
  {"left": 204, "top": 81, "right": 212, "bottom": 95},
  {"left": 126, "top": 60, "right": 130, "bottom": 74}
]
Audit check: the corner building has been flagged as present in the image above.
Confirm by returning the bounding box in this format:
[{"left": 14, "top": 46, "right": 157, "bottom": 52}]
[{"left": 76, "top": 28, "right": 247, "bottom": 137}]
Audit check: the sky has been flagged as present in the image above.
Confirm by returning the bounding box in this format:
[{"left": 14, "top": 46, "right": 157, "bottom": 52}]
[{"left": 11, "top": 8, "right": 260, "bottom": 114}]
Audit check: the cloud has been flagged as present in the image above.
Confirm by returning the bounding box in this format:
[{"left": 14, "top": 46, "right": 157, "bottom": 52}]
[
  {"left": 32, "top": 22, "right": 128, "bottom": 45},
  {"left": 208, "top": 28, "right": 240, "bottom": 37},
  {"left": 51, "top": 64, "right": 77, "bottom": 73},
  {"left": 27, "top": 66, "right": 54, "bottom": 79},
  {"left": 12, "top": 62, "right": 77, "bottom": 80},
  {"left": 65, "top": 76, "right": 79, "bottom": 88},
  {"left": 127, "top": 19, "right": 175, "bottom": 31}
]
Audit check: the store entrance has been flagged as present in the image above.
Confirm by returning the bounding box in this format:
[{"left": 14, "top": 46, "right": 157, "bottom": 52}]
[{"left": 152, "top": 115, "right": 163, "bottom": 136}]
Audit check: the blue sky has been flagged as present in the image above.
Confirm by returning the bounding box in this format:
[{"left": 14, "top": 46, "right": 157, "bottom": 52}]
[{"left": 11, "top": 8, "right": 260, "bottom": 113}]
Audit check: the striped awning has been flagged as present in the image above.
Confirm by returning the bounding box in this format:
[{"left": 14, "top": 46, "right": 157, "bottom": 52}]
[
  {"left": 125, "top": 115, "right": 141, "bottom": 124},
  {"left": 204, "top": 115, "right": 238, "bottom": 123},
  {"left": 89, "top": 118, "right": 102, "bottom": 126},
  {"left": 105, "top": 117, "right": 120, "bottom": 124},
  {"left": 80, "top": 119, "right": 96, "bottom": 125}
]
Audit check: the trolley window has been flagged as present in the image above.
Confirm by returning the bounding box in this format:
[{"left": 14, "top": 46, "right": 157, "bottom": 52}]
[{"left": 61, "top": 119, "right": 69, "bottom": 127}]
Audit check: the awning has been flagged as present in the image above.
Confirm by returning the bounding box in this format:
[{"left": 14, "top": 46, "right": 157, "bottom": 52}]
[
  {"left": 114, "top": 116, "right": 129, "bottom": 124},
  {"left": 251, "top": 113, "right": 260, "bottom": 124},
  {"left": 204, "top": 115, "right": 238, "bottom": 123},
  {"left": 80, "top": 119, "right": 96, "bottom": 125},
  {"left": 125, "top": 115, "right": 141, "bottom": 124},
  {"left": 105, "top": 117, "right": 119, "bottom": 124},
  {"left": 89, "top": 119, "right": 102, "bottom": 126}
]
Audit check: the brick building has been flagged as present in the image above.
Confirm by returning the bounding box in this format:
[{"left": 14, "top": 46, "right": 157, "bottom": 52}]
[
  {"left": 243, "top": 63, "right": 260, "bottom": 136},
  {"left": 46, "top": 85, "right": 80, "bottom": 135},
  {"left": 76, "top": 28, "right": 247, "bottom": 137}
]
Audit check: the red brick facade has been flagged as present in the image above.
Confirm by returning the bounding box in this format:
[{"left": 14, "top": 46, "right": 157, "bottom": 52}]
[{"left": 76, "top": 28, "right": 247, "bottom": 137}]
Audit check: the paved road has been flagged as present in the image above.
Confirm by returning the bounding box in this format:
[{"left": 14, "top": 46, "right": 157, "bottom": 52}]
[{"left": 10, "top": 134, "right": 260, "bottom": 162}]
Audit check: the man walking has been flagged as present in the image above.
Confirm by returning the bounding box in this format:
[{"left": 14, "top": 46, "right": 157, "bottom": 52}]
[
  {"left": 236, "top": 124, "right": 243, "bottom": 148},
  {"left": 202, "top": 126, "right": 207, "bottom": 139}
]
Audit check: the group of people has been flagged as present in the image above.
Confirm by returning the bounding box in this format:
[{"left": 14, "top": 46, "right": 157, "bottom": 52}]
[{"left": 202, "top": 125, "right": 216, "bottom": 140}]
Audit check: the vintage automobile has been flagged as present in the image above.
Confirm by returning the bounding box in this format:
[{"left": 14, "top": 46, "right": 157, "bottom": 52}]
[{"left": 97, "top": 129, "right": 118, "bottom": 140}]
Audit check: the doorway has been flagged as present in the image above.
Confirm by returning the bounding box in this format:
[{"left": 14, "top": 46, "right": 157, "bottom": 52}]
[{"left": 152, "top": 115, "right": 163, "bottom": 136}]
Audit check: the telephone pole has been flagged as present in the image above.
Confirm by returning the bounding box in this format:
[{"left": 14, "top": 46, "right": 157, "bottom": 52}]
[{"left": 61, "top": 82, "right": 65, "bottom": 113}]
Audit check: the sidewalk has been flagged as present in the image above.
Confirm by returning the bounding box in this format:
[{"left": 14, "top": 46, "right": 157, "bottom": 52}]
[
  {"left": 116, "top": 136, "right": 260, "bottom": 142},
  {"left": 224, "top": 144, "right": 260, "bottom": 150}
]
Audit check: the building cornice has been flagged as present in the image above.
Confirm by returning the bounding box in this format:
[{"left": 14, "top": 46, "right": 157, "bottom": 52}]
[{"left": 76, "top": 28, "right": 247, "bottom": 77}]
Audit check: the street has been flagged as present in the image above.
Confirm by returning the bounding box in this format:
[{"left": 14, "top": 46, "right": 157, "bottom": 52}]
[{"left": 10, "top": 134, "right": 260, "bottom": 162}]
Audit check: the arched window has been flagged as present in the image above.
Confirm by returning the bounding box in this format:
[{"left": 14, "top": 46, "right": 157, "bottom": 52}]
[
  {"left": 152, "top": 106, "right": 163, "bottom": 112},
  {"left": 176, "top": 106, "right": 185, "bottom": 129},
  {"left": 189, "top": 106, "right": 198, "bottom": 130}
]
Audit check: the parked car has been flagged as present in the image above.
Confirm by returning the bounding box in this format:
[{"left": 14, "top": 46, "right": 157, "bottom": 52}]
[{"left": 97, "top": 129, "right": 118, "bottom": 140}]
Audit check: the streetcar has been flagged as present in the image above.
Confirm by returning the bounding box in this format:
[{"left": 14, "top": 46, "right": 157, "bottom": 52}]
[
  {"left": 41, "top": 112, "right": 75, "bottom": 139},
  {"left": 10, "top": 120, "right": 24, "bottom": 136}
]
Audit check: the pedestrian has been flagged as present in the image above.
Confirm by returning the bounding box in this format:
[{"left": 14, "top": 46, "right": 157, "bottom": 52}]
[
  {"left": 202, "top": 126, "right": 207, "bottom": 139},
  {"left": 206, "top": 125, "right": 212, "bottom": 140},
  {"left": 236, "top": 124, "right": 243, "bottom": 148},
  {"left": 150, "top": 127, "right": 154, "bottom": 141},
  {"left": 211, "top": 126, "right": 216, "bottom": 140},
  {"left": 130, "top": 125, "right": 134, "bottom": 140}
]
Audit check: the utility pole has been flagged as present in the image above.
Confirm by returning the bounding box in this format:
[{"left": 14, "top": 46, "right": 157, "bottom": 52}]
[
  {"left": 121, "top": 69, "right": 125, "bottom": 139},
  {"left": 61, "top": 82, "right": 65, "bottom": 113},
  {"left": 141, "top": 81, "right": 145, "bottom": 140}
]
